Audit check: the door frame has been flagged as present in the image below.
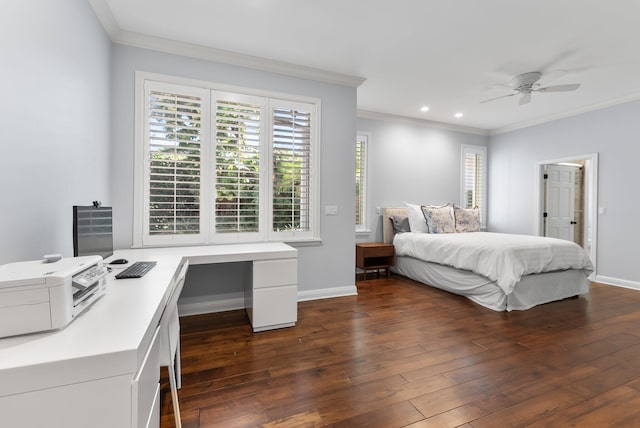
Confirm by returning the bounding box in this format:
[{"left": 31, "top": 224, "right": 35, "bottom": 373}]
[{"left": 534, "top": 153, "right": 598, "bottom": 276}]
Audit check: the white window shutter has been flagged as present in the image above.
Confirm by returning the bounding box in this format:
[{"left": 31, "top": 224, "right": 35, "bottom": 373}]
[
  {"left": 212, "top": 92, "right": 265, "bottom": 243},
  {"left": 355, "top": 134, "right": 368, "bottom": 228},
  {"left": 141, "top": 81, "right": 208, "bottom": 245},
  {"left": 461, "top": 144, "right": 487, "bottom": 227},
  {"left": 269, "top": 100, "right": 316, "bottom": 241}
]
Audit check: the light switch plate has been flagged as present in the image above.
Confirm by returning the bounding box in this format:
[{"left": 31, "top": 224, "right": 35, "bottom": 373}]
[{"left": 325, "top": 205, "right": 338, "bottom": 215}]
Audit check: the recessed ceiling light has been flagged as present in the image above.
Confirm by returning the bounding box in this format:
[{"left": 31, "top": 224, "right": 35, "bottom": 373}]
[
  {"left": 420, "top": 106, "right": 429, "bottom": 112},
  {"left": 455, "top": 112, "right": 463, "bottom": 118}
]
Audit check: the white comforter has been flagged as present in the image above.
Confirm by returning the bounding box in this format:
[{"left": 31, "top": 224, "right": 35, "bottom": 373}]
[{"left": 393, "top": 232, "right": 594, "bottom": 295}]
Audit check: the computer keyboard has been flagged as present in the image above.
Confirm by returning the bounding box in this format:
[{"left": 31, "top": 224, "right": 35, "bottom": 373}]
[{"left": 115, "top": 261, "right": 157, "bottom": 279}]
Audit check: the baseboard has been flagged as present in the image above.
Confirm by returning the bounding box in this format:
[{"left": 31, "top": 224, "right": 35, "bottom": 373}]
[
  {"left": 177, "top": 285, "right": 359, "bottom": 316},
  {"left": 297, "top": 285, "right": 358, "bottom": 302},
  {"left": 595, "top": 275, "right": 640, "bottom": 291}
]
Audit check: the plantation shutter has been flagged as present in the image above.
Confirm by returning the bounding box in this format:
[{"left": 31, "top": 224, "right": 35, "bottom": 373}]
[
  {"left": 270, "top": 101, "right": 314, "bottom": 239},
  {"left": 463, "top": 152, "right": 480, "bottom": 209},
  {"left": 461, "top": 145, "right": 487, "bottom": 227},
  {"left": 136, "top": 76, "right": 320, "bottom": 245},
  {"left": 144, "top": 82, "right": 206, "bottom": 244},
  {"left": 213, "top": 93, "right": 264, "bottom": 241},
  {"left": 355, "top": 135, "right": 367, "bottom": 227}
]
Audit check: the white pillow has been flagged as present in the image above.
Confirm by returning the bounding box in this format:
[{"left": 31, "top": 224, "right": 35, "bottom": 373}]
[{"left": 402, "top": 202, "right": 429, "bottom": 233}]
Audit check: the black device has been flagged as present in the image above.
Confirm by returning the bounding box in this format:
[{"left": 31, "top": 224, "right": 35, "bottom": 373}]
[
  {"left": 115, "top": 261, "right": 157, "bottom": 279},
  {"left": 109, "top": 258, "right": 128, "bottom": 265},
  {"left": 73, "top": 205, "right": 113, "bottom": 259}
]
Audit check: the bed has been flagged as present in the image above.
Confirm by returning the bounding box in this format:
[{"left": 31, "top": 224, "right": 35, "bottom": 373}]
[{"left": 382, "top": 207, "right": 594, "bottom": 311}]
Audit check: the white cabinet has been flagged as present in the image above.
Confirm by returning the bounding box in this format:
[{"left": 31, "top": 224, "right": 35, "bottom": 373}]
[
  {"left": 245, "top": 258, "right": 298, "bottom": 332},
  {"left": 0, "top": 327, "right": 160, "bottom": 428},
  {"left": 0, "top": 374, "right": 132, "bottom": 427}
]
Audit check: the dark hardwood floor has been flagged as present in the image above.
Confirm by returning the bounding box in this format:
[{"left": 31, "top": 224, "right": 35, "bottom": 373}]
[{"left": 161, "top": 275, "right": 640, "bottom": 427}]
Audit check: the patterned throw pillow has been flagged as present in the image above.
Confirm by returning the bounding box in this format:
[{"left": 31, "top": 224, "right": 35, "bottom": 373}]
[
  {"left": 421, "top": 205, "right": 455, "bottom": 233},
  {"left": 454, "top": 205, "right": 480, "bottom": 232}
]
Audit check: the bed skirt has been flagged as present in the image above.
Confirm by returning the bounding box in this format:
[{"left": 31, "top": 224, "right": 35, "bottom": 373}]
[{"left": 392, "top": 255, "right": 590, "bottom": 311}]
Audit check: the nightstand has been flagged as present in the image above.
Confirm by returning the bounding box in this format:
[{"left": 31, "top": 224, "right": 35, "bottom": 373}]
[{"left": 356, "top": 242, "right": 395, "bottom": 280}]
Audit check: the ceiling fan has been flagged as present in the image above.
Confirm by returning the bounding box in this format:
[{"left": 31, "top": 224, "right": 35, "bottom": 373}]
[{"left": 481, "top": 71, "right": 581, "bottom": 105}]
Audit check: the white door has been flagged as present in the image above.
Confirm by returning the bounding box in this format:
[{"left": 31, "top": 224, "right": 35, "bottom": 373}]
[{"left": 545, "top": 165, "right": 576, "bottom": 241}]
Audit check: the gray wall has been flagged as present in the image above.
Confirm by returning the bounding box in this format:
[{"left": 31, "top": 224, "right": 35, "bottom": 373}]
[
  {"left": 489, "top": 100, "right": 640, "bottom": 285},
  {"left": 0, "top": 0, "right": 112, "bottom": 264},
  {"left": 357, "top": 117, "right": 489, "bottom": 242},
  {"left": 110, "top": 44, "right": 358, "bottom": 296}
]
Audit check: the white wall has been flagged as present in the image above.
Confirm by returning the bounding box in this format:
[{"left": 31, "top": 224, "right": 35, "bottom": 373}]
[
  {"left": 357, "top": 117, "right": 489, "bottom": 242},
  {"left": 110, "top": 44, "right": 358, "bottom": 297},
  {"left": 489, "top": 100, "right": 640, "bottom": 286},
  {"left": 0, "top": 0, "right": 111, "bottom": 264}
]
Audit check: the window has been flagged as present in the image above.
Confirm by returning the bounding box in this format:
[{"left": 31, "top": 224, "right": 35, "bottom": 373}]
[
  {"left": 355, "top": 133, "right": 369, "bottom": 231},
  {"left": 461, "top": 144, "right": 487, "bottom": 227},
  {"left": 135, "top": 74, "right": 319, "bottom": 246}
]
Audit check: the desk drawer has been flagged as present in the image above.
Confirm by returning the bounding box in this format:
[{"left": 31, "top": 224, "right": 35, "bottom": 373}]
[
  {"left": 252, "top": 285, "right": 297, "bottom": 329},
  {"left": 132, "top": 326, "right": 160, "bottom": 428},
  {"left": 253, "top": 259, "right": 297, "bottom": 288},
  {"left": 145, "top": 383, "right": 160, "bottom": 428}
]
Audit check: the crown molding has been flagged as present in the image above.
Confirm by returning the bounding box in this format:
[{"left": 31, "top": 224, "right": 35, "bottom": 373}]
[
  {"left": 88, "top": 0, "right": 365, "bottom": 88},
  {"left": 490, "top": 92, "right": 640, "bottom": 135},
  {"left": 357, "top": 110, "right": 490, "bottom": 136}
]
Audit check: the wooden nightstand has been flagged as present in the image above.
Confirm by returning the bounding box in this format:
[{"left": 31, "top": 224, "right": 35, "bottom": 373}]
[{"left": 356, "top": 242, "right": 395, "bottom": 280}]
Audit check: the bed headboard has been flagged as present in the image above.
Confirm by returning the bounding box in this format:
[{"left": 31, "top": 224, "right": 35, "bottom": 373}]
[{"left": 382, "top": 207, "right": 407, "bottom": 244}]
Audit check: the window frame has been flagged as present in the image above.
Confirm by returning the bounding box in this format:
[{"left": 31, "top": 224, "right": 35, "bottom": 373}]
[
  {"left": 133, "top": 72, "right": 321, "bottom": 247},
  {"left": 460, "top": 144, "right": 487, "bottom": 229},
  {"left": 355, "top": 132, "right": 371, "bottom": 234}
]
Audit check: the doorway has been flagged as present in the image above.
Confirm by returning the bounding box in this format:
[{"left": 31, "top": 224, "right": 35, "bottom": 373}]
[{"left": 535, "top": 153, "right": 598, "bottom": 275}]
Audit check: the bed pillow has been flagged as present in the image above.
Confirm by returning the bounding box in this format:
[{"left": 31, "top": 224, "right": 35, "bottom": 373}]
[
  {"left": 454, "top": 205, "right": 481, "bottom": 232},
  {"left": 421, "top": 204, "right": 455, "bottom": 233},
  {"left": 403, "top": 202, "right": 429, "bottom": 233},
  {"left": 389, "top": 215, "right": 410, "bottom": 234}
]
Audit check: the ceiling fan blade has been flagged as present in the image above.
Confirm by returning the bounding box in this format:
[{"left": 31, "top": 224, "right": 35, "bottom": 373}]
[
  {"left": 537, "top": 83, "right": 581, "bottom": 93},
  {"left": 537, "top": 69, "right": 568, "bottom": 86},
  {"left": 519, "top": 93, "right": 531, "bottom": 105},
  {"left": 480, "top": 93, "right": 516, "bottom": 104}
]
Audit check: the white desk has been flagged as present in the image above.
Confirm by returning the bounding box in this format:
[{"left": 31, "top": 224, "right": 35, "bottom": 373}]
[
  {"left": 114, "top": 242, "right": 299, "bottom": 332},
  {"left": 0, "top": 242, "right": 298, "bottom": 428}
]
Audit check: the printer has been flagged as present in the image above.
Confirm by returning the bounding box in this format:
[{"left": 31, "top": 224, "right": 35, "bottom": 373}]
[{"left": 0, "top": 256, "right": 108, "bottom": 338}]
